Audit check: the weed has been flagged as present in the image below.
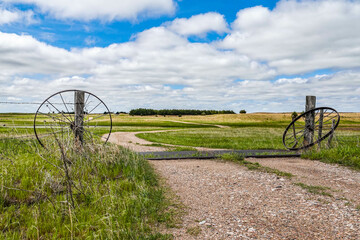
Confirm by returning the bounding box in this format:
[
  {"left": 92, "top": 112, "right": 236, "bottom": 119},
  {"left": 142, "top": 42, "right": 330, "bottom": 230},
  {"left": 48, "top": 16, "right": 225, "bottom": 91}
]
[
  {"left": 186, "top": 226, "right": 202, "bottom": 236},
  {"left": 219, "top": 153, "right": 293, "bottom": 178},
  {"left": 294, "top": 183, "right": 333, "bottom": 197}
]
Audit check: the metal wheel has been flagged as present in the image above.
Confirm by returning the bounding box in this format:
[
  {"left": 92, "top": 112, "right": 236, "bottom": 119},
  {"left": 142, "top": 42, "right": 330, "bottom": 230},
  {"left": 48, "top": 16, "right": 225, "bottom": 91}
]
[
  {"left": 34, "top": 90, "right": 112, "bottom": 148},
  {"left": 283, "top": 107, "right": 340, "bottom": 150}
]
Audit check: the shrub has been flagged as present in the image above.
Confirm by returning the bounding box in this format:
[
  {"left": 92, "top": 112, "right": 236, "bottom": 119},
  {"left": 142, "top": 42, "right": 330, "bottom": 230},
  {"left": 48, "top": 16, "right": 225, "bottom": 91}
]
[
  {"left": 128, "top": 108, "right": 235, "bottom": 116},
  {"left": 291, "top": 111, "right": 298, "bottom": 119},
  {"left": 239, "top": 110, "right": 246, "bottom": 114}
]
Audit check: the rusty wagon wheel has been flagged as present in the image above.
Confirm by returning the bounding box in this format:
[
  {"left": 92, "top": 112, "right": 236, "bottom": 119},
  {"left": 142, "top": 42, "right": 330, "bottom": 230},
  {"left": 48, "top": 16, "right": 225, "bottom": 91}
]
[
  {"left": 283, "top": 107, "right": 340, "bottom": 151},
  {"left": 34, "top": 90, "right": 112, "bottom": 148}
]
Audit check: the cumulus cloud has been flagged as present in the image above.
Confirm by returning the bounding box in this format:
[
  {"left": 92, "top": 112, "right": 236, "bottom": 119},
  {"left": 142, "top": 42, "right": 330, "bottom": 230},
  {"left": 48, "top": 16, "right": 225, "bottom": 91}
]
[
  {"left": 0, "top": 8, "right": 35, "bottom": 25},
  {"left": 1, "top": 0, "right": 360, "bottom": 112},
  {"left": 0, "top": 32, "right": 93, "bottom": 75},
  {"left": 165, "top": 12, "right": 228, "bottom": 36},
  {"left": 3, "top": 0, "right": 176, "bottom": 21},
  {"left": 220, "top": 0, "right": 360, "bottom": 74},
  {"left": 0, "top": 27, "right": 275, "bottom": 111}
]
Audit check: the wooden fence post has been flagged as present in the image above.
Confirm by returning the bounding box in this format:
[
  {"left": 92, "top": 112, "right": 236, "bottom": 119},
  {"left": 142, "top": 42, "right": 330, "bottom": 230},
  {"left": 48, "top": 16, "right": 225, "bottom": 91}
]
[
  {"left": 304, "top": 96, "right": 316, "bottom": 147},
  {"left": 327, "top": 119, "right": 336, "bottom": 147},
  {"left": 317, "top": 109, "right": 324, "bottom": 149},
  {"left": 74, "top": 91, "right": 85, "bottom": 144}
]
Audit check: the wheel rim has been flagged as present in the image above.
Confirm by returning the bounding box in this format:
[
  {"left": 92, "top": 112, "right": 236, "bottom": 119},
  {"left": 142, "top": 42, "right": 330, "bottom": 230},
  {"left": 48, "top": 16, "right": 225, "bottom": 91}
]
[
  {"left": 33, "top": 90, "right": 112, "bottom": 148},
  {"left": 283, "top": 107, "right": 340, "bottom": 150}
]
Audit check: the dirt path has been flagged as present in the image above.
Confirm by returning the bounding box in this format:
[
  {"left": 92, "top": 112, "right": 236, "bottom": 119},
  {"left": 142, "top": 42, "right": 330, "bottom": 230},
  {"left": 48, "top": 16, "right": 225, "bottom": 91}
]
[
  {"left": 247, "top": 157, "right": 360, "bottom": 205},
  {"left": 152, "top": 159, "right": 360, "bottom": 239},
  {"left": 106, "top": 128, "right": 226, "bottom": 152},
  {"left": 106, "top": 130, "right": 171, "bottom": 152}
]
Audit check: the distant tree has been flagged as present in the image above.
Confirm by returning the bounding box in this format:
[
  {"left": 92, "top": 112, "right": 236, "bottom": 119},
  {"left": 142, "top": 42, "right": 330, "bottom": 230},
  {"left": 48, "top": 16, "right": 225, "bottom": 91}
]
[
  {"left": 128, "top": 108, "right": 235, "bottom": 116},
  {"left": 239, "top": 110, "right": 246, "bottom": 114},
  {"left": 291, "top": 111, "right": 298, "bottom": 119}
]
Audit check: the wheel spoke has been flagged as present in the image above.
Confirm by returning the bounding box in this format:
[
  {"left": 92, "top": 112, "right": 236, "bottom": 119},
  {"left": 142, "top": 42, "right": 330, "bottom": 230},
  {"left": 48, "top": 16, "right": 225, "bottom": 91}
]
[
  {"left": 59, "top": 93, "right": 74, "bottom": 122},
  {"left": 83, "top": 113, "right": 108, "bottom": 124},
  {"left": 46, "top": 100, "right": 73, "bottom": 124},
  {"left": 38, "top": 112, "right": 72, "bottom": 125}
]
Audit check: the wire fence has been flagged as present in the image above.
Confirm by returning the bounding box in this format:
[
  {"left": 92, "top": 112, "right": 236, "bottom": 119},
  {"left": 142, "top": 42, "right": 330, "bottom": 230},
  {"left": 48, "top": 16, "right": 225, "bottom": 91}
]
[{"left": 1, "top": 101, "right": 359, "bottom": 146}]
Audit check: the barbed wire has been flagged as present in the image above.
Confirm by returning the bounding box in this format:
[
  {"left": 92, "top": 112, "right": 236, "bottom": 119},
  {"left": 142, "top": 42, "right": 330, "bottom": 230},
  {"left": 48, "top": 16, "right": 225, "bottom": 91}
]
[{"left": 0, "top": 101, "right": 42, "bottom": 105}]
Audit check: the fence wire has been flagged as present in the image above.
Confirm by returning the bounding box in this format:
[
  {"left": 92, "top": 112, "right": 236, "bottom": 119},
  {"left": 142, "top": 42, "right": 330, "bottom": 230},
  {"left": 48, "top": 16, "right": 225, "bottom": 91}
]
[{"left": 0, "top": 101, "right": 359, "bottom": 146}]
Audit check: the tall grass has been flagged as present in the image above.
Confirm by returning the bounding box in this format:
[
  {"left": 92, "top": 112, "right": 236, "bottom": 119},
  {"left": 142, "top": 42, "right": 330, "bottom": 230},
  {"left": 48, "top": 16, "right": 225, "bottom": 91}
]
[
  {"left": 0, "top": 137, "right": 174, "bottom": 239},
  {"left": 302, "top": 131, "right": 360, "bottom": 170}
]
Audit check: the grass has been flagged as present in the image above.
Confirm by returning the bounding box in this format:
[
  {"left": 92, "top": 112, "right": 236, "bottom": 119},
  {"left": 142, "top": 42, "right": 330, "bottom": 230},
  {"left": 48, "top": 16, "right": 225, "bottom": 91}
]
[
  {"left": 186, "top": 226, "right": 201, "bottom": 236},
  {"left": 219, "top": 153, "right": 293, "bottom": 178},
  {"left": 301, "top": 130, "right": 360, "bottom": 170},
  {"left": 0, "top": 137, "right": 176, "bottom": 239},
  {"left": 293, "top": 183, "right": 333, "bottom": 197},
  {"left": 2, "top": 112, "right": 360, "bottom": 169},
  {"left": 137, "top": 128, "right": 285, "bottom": 150}
]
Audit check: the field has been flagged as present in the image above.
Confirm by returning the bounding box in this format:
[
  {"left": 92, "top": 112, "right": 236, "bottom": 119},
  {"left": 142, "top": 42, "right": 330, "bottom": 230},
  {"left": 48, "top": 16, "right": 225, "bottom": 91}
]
[{"left": 1, "top": 112, "right": 360, "bottom": 238}]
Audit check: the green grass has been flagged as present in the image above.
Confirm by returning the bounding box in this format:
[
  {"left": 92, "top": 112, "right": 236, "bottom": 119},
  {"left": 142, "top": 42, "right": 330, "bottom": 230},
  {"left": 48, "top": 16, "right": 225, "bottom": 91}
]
[
  {"left": 0, "top": 138, "right": 176, "bottom": 239},
  {"left": 219, "top": 153, "right": 293, "bottom": 178},
  {"left": 186, "top": 226, "right": 201, "bottom": 236},
  {"left": 293, "top": 183, "right": 333, "bottom": 197},
  {"left": 301, "top": 131, "right": 360, "bottom": 170},
  {"left": 137, "top": 128, "right": 284, "bottom": 150}
]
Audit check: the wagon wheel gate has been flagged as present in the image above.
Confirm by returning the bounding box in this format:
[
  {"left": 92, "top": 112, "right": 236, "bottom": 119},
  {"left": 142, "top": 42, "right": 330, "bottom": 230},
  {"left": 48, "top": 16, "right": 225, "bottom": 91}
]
[
  {"left": 283, "top": 107, "right": 340, "bottom": 151},
  {"left": 33, "top": 90, "right": 112, "bottom": 148}
]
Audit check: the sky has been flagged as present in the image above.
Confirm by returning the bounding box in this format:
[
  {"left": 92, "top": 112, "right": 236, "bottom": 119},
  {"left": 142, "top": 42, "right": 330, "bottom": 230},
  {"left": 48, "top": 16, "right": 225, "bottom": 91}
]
[{"left": 0, "top": 0, "right": 359, "bottom": 113}]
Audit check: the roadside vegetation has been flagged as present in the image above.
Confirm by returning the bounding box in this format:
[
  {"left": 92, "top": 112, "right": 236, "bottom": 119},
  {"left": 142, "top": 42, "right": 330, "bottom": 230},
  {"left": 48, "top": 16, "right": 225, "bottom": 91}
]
[
  {"left": 302, "top": 130, "right": 360, "bottom": 170},
  {"left": 0, "top": 137, "right": 176, "bottom": 239}
]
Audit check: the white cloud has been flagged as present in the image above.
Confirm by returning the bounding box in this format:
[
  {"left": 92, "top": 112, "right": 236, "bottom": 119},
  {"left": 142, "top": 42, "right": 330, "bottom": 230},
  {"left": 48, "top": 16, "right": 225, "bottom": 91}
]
[
  {"left": 0, "top": 32, "right": 93, "bottom": 75},
  {"left": 1, "top": 0, "right": 360, "bottom": 112},
  {"left": 165, "top": 12, "right": 228, "bottom": 36},
  {"left": 84, "top": 36, "right": 98, "bottom": 46},
  {"left": 0, "top": 8, "right": 35, "bottom": 25},
  {"left": 220, "top": 0, "right": 360, "bottom": 74},
  {"left": 3, "top": 0, "right": 176, "bottom": 21},
  {"left": 0, "top": 28, "right": 275, "bottom": 111}
]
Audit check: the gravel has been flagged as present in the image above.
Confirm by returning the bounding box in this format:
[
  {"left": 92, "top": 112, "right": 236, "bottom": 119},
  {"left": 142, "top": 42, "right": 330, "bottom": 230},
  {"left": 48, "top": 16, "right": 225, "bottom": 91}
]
[
  {"left": 151, "top": 159, "right": 360, "bottom": 239},
  {"left": 247, "top": 157, "right": 360, "bottom": 205}
]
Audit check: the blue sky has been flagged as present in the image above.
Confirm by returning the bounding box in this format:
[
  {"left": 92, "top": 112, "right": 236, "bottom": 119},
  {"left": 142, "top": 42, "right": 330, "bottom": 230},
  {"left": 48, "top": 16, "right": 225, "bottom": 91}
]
[{"left": 0, "top": 0, "right": 359, "bottom": 112}]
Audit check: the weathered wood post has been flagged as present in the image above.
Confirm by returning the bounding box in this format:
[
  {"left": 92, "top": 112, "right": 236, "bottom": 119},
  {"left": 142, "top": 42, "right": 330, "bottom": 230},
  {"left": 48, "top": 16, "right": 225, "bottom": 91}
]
[
  {"left": 317, "top": 109, "right": 324, "bottom": 149},
  {"left": 304, "top": 96, "right": 316, "bottom": 147},
  {"left": 327, "top": 119, "right": 336, "bottom": 147},
  {"left": 74, "top": 91, "right": 85, "bottom": 144}
]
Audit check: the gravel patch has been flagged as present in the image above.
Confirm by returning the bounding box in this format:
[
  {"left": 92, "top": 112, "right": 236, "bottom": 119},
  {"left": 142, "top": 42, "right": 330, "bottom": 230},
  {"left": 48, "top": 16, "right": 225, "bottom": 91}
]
[
  {"left": 247, "top": 157, "right": 360, "bottom": 205},
  {"left": 151, "top": 159, "right": 360, "bottom": 239}
]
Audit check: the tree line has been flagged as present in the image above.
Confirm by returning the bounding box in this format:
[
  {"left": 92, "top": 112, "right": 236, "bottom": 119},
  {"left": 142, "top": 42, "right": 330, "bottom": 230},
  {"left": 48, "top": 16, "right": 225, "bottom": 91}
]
[{"left": 129, "top": 108, "right": 235, "bottom": 116}]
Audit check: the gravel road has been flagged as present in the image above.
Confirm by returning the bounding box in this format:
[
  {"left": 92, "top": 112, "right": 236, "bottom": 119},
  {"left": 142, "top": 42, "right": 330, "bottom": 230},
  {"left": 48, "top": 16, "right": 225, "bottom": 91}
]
[
  {"left": 151, "top": 160, "right": 360, "bottom": 239},
  {"left": 108, "top": 130, "right": 360, "bottom": 239}
]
